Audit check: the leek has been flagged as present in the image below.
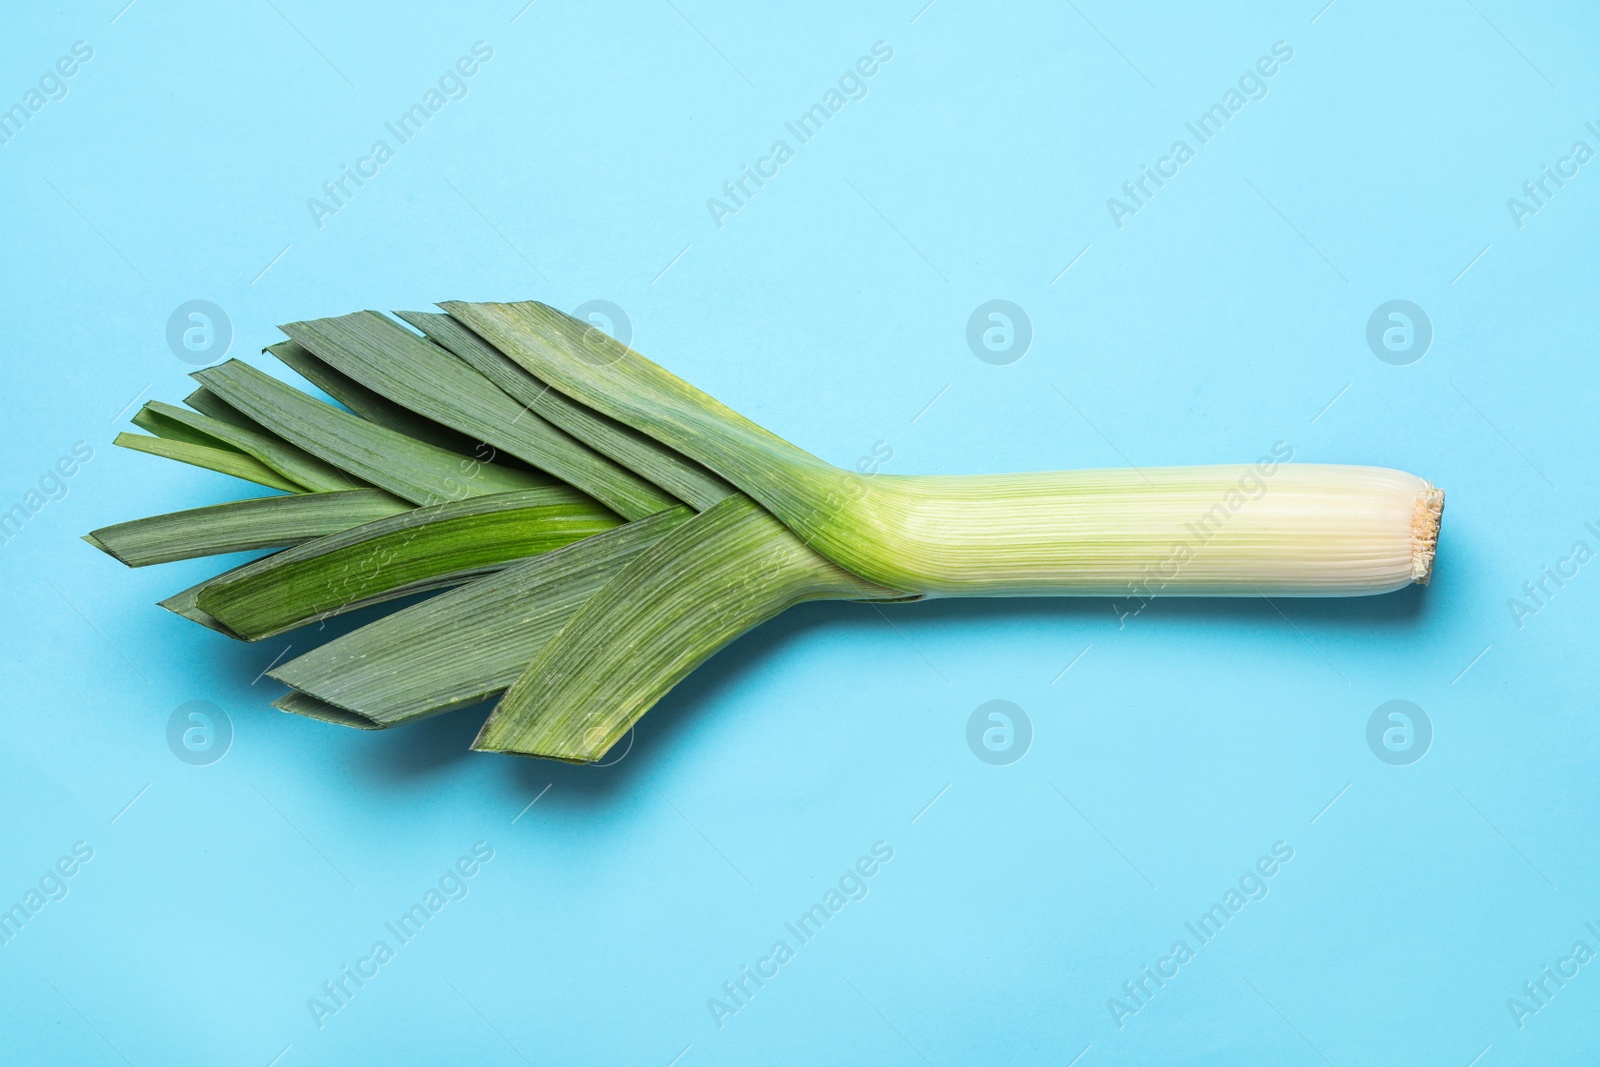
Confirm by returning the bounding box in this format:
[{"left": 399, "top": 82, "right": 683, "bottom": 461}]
[{"left": 86, "top": 301, "right": 1444, "bottom": 764}]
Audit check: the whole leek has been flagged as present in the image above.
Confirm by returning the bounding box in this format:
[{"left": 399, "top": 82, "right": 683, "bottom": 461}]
[{"left": 86, "top": 302, "right": 1443, "bottom": 763}]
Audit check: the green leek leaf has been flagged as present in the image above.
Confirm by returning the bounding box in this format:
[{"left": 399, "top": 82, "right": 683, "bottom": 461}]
[
  {"left": 158, "top": 559, "right": 252, "bottom": 637},
  {"left": 132, "top": 404, "right": 243, "bottom": 451},
  {"left": 266, "top": 339, "right": 486, "bottom": 457},
  {"left": 279, "top": 312, "right": 675, "bottom": 520},
  {"left": 397, "top": 310, "right": 735, "bottom": 512},
  {"left": 85, "top": 489, "right": 412, "bottom": 567},
  {"left": 194, "top": 486, "right": 621, "bottom": 640},
  {"left": 270, "top": 506, "right": 691, "bottom": 725},
  {"left": 193, "top": 360, "right": 551, "bottom": 506},
  {"left": 114, "top": 432, "right": 306, "bottom": 493},
  {"left": 137, "top": 400, "right": 368, "bottom": 493},
  {"left": 474, "top": 495, "right": 904, "bottom": 761},
  {"left": 273, "top": 691, "right": 384, "bottom": 730},
  {"left": 181, "top": 386, "right": 260, "bottom": 430}
]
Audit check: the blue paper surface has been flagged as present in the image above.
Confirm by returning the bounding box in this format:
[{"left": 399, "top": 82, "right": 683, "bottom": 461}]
[{"left": 2, "top": 2, "right": 1596, "bottom": 1063}]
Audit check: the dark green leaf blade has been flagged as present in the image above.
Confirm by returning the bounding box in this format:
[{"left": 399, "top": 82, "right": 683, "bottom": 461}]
[
  {"left": 182, "top": 387, "right": 259, "bottom": 430},
  {"left": 273, "top": 691, "right": 385, "bottom": 730},
  {"left": 194, "top": 487, "right": 622, "bottom": 640},
  {"left": 267, "top": 339, "right": 485, "bottom": 456},
  {"left": 270, "top": 506, "right": 692, "bottom": 725},
  {"left": 193, "top": 359, "right": 550, "bottom": 506},
  {"left": 473, "top": 495, "right": 905, "bottom": 761},
  {"left": 86, "top": 489, "right": 412, "bottom": 567},
  {"left": 397, "top": 310, "right": 735, "bottom": 512},
  {"left": 132, "top": 405, "right": 244, "bottom": 451},
  {"left": 158, "top": 559, "right": 252, "bottom": 637},
  {"left": 138, "top": 400, "right": 368, "bottom": 493},
  {"left": 279, "top": 312, "right": 675, "bottom": 520},
  {"left": 114, "top": 432, "right": 306, "bottom": 493}
]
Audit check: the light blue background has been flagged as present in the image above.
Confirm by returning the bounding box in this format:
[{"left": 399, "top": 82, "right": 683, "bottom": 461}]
[{"left": 2, "top": 1, "right": 1597, "bottom": 1063}]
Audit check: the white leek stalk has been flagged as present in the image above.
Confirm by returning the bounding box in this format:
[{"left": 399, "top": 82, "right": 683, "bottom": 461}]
[{"left": 808, "top": 463, "right": 1442, "bottom": 597}]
